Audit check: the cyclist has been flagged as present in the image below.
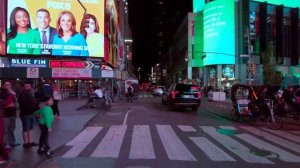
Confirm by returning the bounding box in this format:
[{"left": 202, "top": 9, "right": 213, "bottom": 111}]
[{"left": 126, "top": 82, "right": 134, "bottom": 102}]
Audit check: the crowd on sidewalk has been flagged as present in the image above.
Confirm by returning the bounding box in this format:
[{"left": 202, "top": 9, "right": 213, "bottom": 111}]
[{"left": 0, "top": 80, "right": 62, "bottom": 165}]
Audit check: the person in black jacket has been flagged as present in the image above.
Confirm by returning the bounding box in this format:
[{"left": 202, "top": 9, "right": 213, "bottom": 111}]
[
  {"left": 0, "top": 88, "right": 10, "bottom": 164},
  {"left": 18, "top": 82, "right": 38, "bottom": 148}
]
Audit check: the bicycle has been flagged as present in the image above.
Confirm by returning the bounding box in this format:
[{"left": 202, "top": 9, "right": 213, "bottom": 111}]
[
  {"left": 263, "top": 99, "right": 283, "bottom": 130},
  {"left": 76, "top": 95, "right": 112, "bottom": 111},
  {"left": 127, "top": 92, "right": 138, "bottom": 103}
]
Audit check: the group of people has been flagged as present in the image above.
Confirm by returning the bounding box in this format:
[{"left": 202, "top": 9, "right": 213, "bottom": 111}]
[
  {"left": 7, "top": 7, "right": 104, "bottom": 57},
  {"left": 0, "top": 80, "right": 62, "bottom": 164}
]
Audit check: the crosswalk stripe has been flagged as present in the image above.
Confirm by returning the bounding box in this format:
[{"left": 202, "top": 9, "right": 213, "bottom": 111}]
[
  {"left": 178, "top": 125, "right": 197, "bottom": 132},
  {"left": 200, "top": 126, "right": 273, "bottom": 164},
  {"left": 261, "top": 128, "right": 300, "bottom": 144},
  {"left": 156, "top": 125, "right": 196, "bottom": 161},
  {"left": 129, "top": 125, "right": 155, "bottom": 159},
  {"left": 240, "top": 126, "right": 300, "bottom": 154},
  {"left": 190, "top": 137, "right": 236, "bottom": 161},
  {"left": 221, "top": 126, "right": 300, "bottom": 162},
  {"left": 91, "top": 125, "right": 127, "bottom": 158},
  {"left": 63, "top": 127, "right": 103, "bottom": 158}
]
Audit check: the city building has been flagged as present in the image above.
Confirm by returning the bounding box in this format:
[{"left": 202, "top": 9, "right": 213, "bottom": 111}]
[{"left": 166, "top": 0, "right": 300, "bottom": 90}]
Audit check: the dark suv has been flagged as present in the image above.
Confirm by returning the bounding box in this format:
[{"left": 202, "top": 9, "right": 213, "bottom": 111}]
[{"left": 161, "top": 83, "right": 202, "bottom": 111}]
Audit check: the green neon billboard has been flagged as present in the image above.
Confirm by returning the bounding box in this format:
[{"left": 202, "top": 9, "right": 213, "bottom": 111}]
[
  {"left": 193, "top": 0, "right": 205, "bottom": 12},
  {"left": 253, "top": 0, "right": 300, "bottom": 8},
  {"left": 203, "top": 0, "right": 235, "bottom": 66}
]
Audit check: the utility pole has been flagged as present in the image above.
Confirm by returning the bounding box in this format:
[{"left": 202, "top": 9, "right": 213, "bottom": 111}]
[{"left": 247, "top": 28, "right": 253, "bottom": 85}]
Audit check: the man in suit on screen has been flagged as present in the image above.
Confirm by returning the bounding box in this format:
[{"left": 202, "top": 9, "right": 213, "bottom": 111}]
[{"left": 35, "top": 8, "right": 57, "bottom": 55}]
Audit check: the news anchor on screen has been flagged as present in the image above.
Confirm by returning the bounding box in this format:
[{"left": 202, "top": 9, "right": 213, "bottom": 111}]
[
  {"left": 80, "top": 14, "right": 104, "bottom": 57},
  {"left": 7, "top": 7, "right": 41, "bottom": 55},
  {"left": 52, "top": 11, "right": 89, "bottom": 57},
  {"left": 35, "top": 8, "right": 57, "bottom": 55}
]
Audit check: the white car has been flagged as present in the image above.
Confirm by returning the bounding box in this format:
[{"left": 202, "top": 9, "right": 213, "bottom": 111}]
[{"left": 153, "top": 86, "right": 165, "bottom": 96}]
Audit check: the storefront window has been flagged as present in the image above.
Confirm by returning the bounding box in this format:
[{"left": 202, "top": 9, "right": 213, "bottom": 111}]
[
  {"left": 283, "top": 8, "right": 291, "bottom": 58},
  {"left": 249, "top": 2, "right": 260, "bottom": 55},
  {"left": 266, "top": 5, "right": 276, "bottom": 46}
]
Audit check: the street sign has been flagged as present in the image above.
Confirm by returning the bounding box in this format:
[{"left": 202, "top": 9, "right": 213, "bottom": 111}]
[{"left": 240, "top": 54, "right": 249, "bottom": 57}]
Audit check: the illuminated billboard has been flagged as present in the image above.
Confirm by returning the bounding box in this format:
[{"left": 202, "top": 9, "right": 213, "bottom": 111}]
[
  {"left": 105, "top": 0, "right": 119, "bottom": 66},
  {"left": 6, "top": 0, "right": 104, "bottom": 57},
  {"left": 203, "top": 0, "right": 235, "bottom": 66},
  {"left": 0, "top": 0, "right": 6, "bottom": 55},
  {"left": 253, "top": 0, "right": 300, "bottom": 8}
]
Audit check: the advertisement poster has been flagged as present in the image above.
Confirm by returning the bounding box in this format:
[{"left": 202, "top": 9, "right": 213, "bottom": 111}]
[
  {"left": 52, "top": 68, "right": 92, "bottom": 78},
  {"left": 105, "top": 0, "right": 119, "bottom": 66},
  {"left": 7, "top": 0, "right": 104, "bottom": 57},
  {"left": 27, "top": 67, "right": 39, "bottom": 78},
  {"left": 0, "top": 0, "right": 6, "bottom": 55}
]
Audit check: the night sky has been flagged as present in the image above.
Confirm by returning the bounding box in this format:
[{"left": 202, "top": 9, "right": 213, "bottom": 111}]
[
  {"left": 127, "top": 0, "right": 192, "bottom": 81},
  {"left": 128, "top": 0, "right": 158, "bottom": 80}
]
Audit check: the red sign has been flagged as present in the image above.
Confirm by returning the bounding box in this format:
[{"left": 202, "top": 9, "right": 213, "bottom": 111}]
[{"left": 49, "top": 60, "right": 94, "bottom": 69}]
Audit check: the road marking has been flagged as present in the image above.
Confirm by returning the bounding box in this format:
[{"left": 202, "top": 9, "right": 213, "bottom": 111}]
[
  {"left": 123, "top": 110, "right": 135, "bottom": 125},
  {"left": 200, "top": 126, "right": 273, "bottom": 164},
  {"left": 240, "top": 126, "right": 300, "bottom": 154},
  {"left": 222, "top": 126, "right": 300, "bottom": 162},
  {"left": 190, "top": 137, "right": 235, "bottom": 161},
  {"left": 156, "top": 125, "right": 196, "bottom": 161},
  {"left": 178, "top": 125, "right": 197, "bottom": 132},
  {"left": 91, "top": 125, "right": 127, "bottom": 158},
  {"left": 261, "top": 128, "right": 300, "bottom": 144},
  {"left": 129, "top": 125, "right": 155, "bottom": 159},
  {"left": 63, "top": 127, "right": 102, "bottom": 158}
]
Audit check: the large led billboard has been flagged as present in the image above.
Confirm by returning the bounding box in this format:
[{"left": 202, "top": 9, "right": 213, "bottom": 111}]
[
  {"left": 7, "top": 0, "right": 104, "bottom": 57},
  {"left": 0, "top": 0, "right": 6, "bottom": 55},
  {"left": 203, "top": 0, "right": 235, "bottom": 66},
  {"left": 253, "top": 0, "right": 300, "bottom": 8}
]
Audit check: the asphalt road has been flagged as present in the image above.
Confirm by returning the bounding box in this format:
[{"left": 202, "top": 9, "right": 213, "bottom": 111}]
[{"left": 34, "top": 96, "right": 300, "bottom": 168}]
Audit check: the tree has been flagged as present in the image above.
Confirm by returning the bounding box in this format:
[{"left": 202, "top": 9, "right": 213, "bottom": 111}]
[{"left": 261, "top": 44, "right": 284, "bottom": 86}]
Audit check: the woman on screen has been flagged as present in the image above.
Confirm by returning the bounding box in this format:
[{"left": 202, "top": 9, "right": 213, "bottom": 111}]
[
  {"left": 52, "top": 11, "right": 88, "bottom": 57},
  {"left": 80, "top": 14, "right": 104, "bottom": 57},
  {"left": 7, "top": 7, "right": 41, "bottom": 55}
]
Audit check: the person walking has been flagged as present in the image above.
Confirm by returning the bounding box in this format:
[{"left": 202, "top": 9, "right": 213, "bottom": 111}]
[
  {"left": 41, "top": 79, "right": 52, "bottom": 102},
  {"left": 18, "top": 82, "right": 38, "bottom": 148},
  {"left": 0, "top": 88, "right": 10, "bottom": 164},
  {"left": 35, "top": 96, "right": 54, "bottom": 158},
  {"left": 2, "top": 81, "right": 20, "bottom": 149},
  {"left": 51, "top": 83, "right": 61, "bottom": 119}
]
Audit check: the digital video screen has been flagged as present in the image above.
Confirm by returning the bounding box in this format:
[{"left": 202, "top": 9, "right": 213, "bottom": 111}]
[
  {"left": 203, "top": 0, "right": 235, "bottom": 66},
  {"left": 0, "top": 0, "right": 6, "bottom": 55},
  {"left": 7, "top": 0, "right": 104, "bottom": 57}
]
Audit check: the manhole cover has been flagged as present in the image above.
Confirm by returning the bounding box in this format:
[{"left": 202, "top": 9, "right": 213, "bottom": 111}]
[{"left": 217, "top": 129, "right": 239, "bottom": 135}]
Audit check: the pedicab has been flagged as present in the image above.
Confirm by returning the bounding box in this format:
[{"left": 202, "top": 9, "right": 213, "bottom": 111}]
[{"left": 230, "top": 84, "right": 283, "bottom": 130}]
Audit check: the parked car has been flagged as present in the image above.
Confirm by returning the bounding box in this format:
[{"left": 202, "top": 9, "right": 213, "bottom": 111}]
[
  {"left": 161, "top": 83, "right": 202, "bottom": 111},
  {"left": 153, "top": 86, "right": 165, "bottom": 96}
]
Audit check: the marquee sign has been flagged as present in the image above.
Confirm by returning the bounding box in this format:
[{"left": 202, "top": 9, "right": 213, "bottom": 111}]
[
  {"left": 52, "top": 68, "right": 92, "bottom": 78},
  {"left": 10, "top": 58, "right": 48, "bottom": 68},
  {"left": 49, "top": 60, "right": 94, "bottom": 69}
]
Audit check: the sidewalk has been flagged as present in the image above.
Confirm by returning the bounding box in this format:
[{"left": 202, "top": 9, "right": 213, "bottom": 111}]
[{"left": 2, "top": 98, "right": 100, "bottom": 168}]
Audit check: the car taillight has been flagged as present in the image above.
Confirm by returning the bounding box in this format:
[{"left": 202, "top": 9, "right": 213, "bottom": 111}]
[
  {"left": 171, "top": 91, "right": 179, "bottom": 99},
  {"left": 197, "top": 92, "right": 202, "bottom": 99}
]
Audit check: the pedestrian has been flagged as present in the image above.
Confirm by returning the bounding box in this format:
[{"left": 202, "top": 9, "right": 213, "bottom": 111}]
[
  {"left": 0, "top": 88, "right": 10, "bottom": 164},
  {"left": 18, "top": 82, "right": 38, "bottom": 148},
  {"left": 40, "top": 79, "right": 52, "bottom": 102},
  {"left": 35, "top": 96, "right": 54, "bottom": 158},
  {"left": 2, "top": 81, "right": 20, "bottom": 149},
  {"left": 51, "top": 83, "right": 61, "bottom": 119}
]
